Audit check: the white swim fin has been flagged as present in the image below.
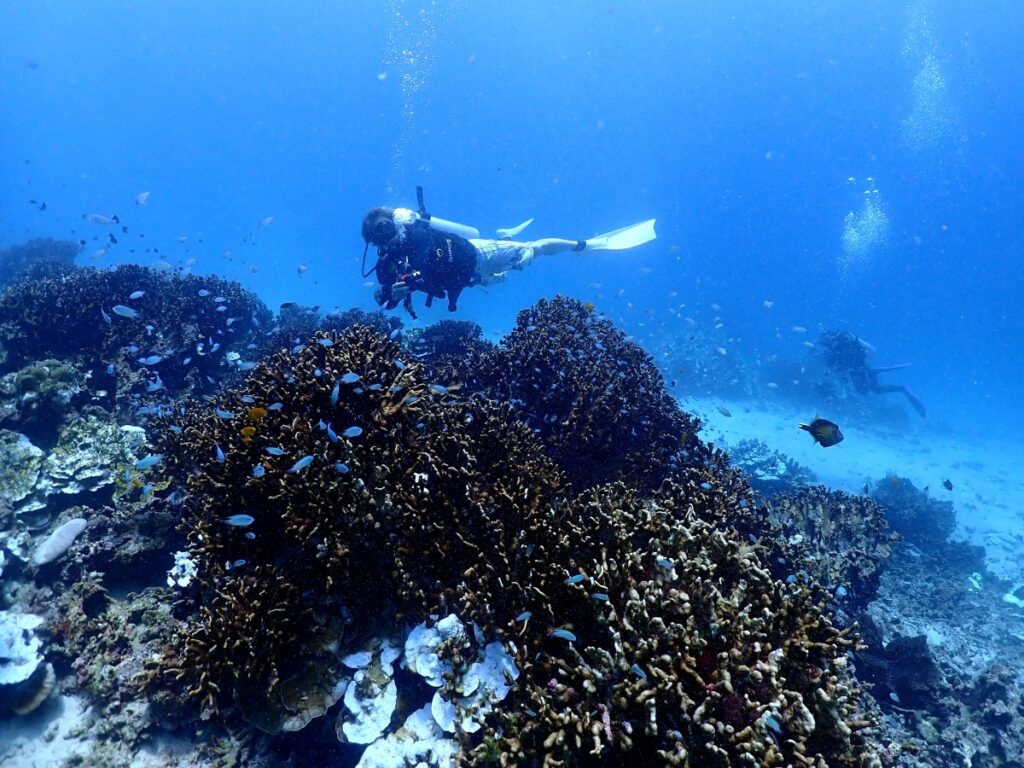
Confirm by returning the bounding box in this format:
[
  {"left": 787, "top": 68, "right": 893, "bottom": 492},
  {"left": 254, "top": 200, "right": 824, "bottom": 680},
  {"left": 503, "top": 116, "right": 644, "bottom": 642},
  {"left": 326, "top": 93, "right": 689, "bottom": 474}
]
[
  {"left": 581, "top": 218, "right": 657, "bottom": 251},
  {"left": 496, "top": 217, "right": 534, "bottom": 239}
]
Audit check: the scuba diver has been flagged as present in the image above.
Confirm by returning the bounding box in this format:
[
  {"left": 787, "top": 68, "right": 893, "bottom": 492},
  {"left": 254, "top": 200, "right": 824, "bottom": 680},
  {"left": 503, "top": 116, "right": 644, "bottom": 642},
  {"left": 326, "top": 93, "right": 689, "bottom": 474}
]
[
  {"left": 819, "top": 330, "right": 927, "bottom": 418},
  {"left": 362, "top": 187, "right": 656, "bottom": 318}
]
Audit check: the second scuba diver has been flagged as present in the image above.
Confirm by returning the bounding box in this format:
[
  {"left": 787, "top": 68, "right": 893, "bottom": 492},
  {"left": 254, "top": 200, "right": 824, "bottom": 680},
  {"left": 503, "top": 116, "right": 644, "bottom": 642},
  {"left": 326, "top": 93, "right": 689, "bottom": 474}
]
[{"left": 361, "top": 189, "right": 656, "bottom": 318}]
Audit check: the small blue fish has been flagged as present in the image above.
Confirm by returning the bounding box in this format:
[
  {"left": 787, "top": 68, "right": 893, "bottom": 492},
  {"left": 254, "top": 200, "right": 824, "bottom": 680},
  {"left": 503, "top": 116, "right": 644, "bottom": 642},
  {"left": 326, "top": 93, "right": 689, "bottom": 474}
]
[
  {"left": 630, "top": 664, "right": 648, "bottom": 683},
  {"left": 342, "top": 426, "right": 363, "bottom": 439},
  {"left": 215, "top": 305, "right": 227, "bottom": 312},
  {"left": 549, "top": 628, "right": 577, "bottom": 642},
  {"left": 515, "top": 611, "right": 532, "bottom": 622},
  {"left": 266, "top": 447, "right": 285, "bottom": 456},
  {"left": 785, "top": 574, "right": 797, "bottom": 585},
  {"left": 182, "top": 356, "right": 192, "bottom": 365},
  {"left": 835, "top": 586, "right": 848, "bottom": 597},
  {"left": 331, "top": 381, "right": 340, "bottom": 405},
  {"left": 168, "top": 425, "right": 182, "bottom": 434},
  {"left": 341, "top": 372, "right": 360, "bottom": 384},
  {"left": 326, "top": 422, "right": 339, "bottom": 443},
  {"left": 564, "top": 574, "right": 585, "bottom": 585},
  {"left": 215, "top": 408, "right": 234, "bottom": 419},
  {"left": 317, "top": 338, "right": 334, "bottom": 347},
  {"left": 291, "top": 344, "right": 304, "bottom": 354},
  {"left": 198, "top": 289, "right": 211, "bottom": 297},
  {"left": 429, "top": 384, "right": 449, "bottom": 396},
  {"left": 100, "top": 307, "right": 112, "bottom": 324},
  {"left": 334, "top": 462, "right": 349, "bottom": 473},
  {"left": 656, "top": 556, "right": 673, "bottom": 570},
  {"left": 238, "top": 362, "right": 256, "bottom": 371},
  {"left": 135, "top": 454, "right": 163, "bottom": 470},
  {"left": 141, "top": 482, "right": 154, "bottom": 495},
  {"left": 225, "top": 514, "right": 255, "bottom": 527},
  {"left": 129, "top": 290, "right": 145, "bottom": 299},
  {"left": 764, "top": 714, "right": 783, "bottom": 736},
  {"left": 215, "top": 444, "right": 225, "bottom": 462},
  {"left": 267, "top": 402, "right": 283, "bottom": 411},
  {"left": 389, "top": 328, "right": 401, "bottom": 340},
  {"left": 214, "top": 296, "right": 226, "bottom": 303},
  {"left": 314, "top": 368, "right": 322, "bottom": 377},
  {"left": 244, "top": 532, "right": 256, "bottom": 540},
  {"left": 252, "top": 465, "right": 266, "bottom": 478},
  {"left": 289, "top": 455, "right": 314, "bottom": 473},
  {"left": 126, "top": 344, "right": 140, "bottom": 353},
  {"left": 112, "top": 305, "right": 140, "bottom": 318},
  {"left": 123, "top": 468, "right": 132, "bottom": 482},
  {"left": 138, "top": 355, "right": 163, "bottom": 366},
  {"left": 106, "top": 363, "right": 115, "bottom": 375},
  {"left": 240, "top": 395, "right": 255, "bottom": 404},
  {"left": 591, "top": 592, "right": 609, "bottom": 601},
  {"left": 394, "top": 360, "right": 406, "bottom": 371},
  {"left": 700, "top": 482, "right": 713, "bottom": 490}
]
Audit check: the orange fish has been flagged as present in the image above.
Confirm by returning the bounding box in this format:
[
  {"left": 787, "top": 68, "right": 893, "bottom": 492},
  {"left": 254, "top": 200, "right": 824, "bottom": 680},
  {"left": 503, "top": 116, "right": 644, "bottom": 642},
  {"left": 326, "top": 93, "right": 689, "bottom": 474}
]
[
  {"left": 248, "top": 407, "right": 268, "bottom": 421},
  {"left": 240, "top": 426, "right": 257, "bottom": 443}
]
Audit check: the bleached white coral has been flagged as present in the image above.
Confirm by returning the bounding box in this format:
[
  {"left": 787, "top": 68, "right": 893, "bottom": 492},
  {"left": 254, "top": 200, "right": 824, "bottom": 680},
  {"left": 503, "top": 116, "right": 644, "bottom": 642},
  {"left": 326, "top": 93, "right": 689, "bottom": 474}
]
[{"left": 0, "top": 611, "right": 44, "bottom": 686}]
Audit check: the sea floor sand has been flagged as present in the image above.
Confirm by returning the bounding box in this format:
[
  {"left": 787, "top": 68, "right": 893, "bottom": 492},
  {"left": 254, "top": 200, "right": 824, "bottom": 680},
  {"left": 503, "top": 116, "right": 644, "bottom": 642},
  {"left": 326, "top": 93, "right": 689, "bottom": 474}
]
[{"left": 686, "top": 396, "right": 1024, "bottom": 585}]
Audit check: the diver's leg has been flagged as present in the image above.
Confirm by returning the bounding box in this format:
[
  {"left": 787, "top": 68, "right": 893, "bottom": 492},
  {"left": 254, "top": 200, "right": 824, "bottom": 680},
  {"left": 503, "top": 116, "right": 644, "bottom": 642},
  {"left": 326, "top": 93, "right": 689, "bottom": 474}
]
[
  {"left": 525, "top": 238, "right": 582, "bottom": 256},
  {"left": 873, "top": 383, "right": 927, "bottom": 418}
]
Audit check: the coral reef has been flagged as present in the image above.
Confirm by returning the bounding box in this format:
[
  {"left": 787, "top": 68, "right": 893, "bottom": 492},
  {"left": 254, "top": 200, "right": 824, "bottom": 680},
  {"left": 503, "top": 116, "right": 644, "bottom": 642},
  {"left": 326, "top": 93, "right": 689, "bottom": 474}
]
[
  {"left": 765, "top": 486, "right": 898, "bottom": 615},
  {"left": 0, "top": 238, "right": 79, "bottom": 289},
  {"left": 0, "top": 359, "right": 84, "bottom": 446},
  {"left": 321, "top": 307, "right": 401, "bottom": 338},
  {"left": 438, "top": 296, "right": 711, "bottom": 493},
  {"left": 726, "top": 438, "right": 817, "bottom": 497},
  {"left": 406, "top": 319, "right": 491, "bottom": 363},
  {"left": 0, "top": 416, "right": 143, "bottom": 518},
  {"left": 869, "top": 475, "right": 956, "bottom": 551},
  {"left": 0, "top": 264, "right": 272, "bottom": 407},
  {"left": 148, "top": 322, "right": 879, "bottom": 766}
]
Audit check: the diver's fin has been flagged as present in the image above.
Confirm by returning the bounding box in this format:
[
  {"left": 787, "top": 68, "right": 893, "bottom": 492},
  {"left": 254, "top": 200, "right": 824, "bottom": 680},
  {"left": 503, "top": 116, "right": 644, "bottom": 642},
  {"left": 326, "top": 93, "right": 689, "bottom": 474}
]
[
  {"left": 496, "top": 218, "right": 534, "bottom": 239},
  {"left": 580, "top": 219, "right": 657, "bottom": 251}
]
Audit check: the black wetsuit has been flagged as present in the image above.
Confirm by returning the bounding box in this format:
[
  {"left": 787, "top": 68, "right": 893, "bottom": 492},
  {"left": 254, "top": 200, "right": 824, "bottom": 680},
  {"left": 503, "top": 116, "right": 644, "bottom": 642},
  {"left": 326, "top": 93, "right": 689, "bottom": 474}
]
[
  {"left": 374, "top": 220, "right": 478, "bottom": 313},
  {"left": 821, "top": 330, "right": 927, "bottom": 417}
]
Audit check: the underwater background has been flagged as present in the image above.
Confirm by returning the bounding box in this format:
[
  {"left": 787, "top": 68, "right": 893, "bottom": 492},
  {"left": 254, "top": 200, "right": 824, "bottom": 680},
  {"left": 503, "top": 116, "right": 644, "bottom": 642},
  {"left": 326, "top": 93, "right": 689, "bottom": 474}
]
[{"left": 1, "top": 1, "right": 1023, "bottom": 767}]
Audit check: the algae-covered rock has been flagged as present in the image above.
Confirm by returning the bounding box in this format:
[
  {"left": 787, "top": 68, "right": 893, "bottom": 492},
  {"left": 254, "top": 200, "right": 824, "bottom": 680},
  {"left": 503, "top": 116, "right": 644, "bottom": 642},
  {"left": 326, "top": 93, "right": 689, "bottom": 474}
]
[{"left": 0, "top": 430, "right": 43, "bottom": 506}]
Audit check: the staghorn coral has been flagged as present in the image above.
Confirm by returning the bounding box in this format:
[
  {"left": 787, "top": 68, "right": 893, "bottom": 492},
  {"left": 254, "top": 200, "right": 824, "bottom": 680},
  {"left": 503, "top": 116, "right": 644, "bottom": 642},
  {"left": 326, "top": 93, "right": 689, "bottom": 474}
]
[
  {"left": 152, "top": 324, "right": 565, "bottom": 728},
  {"left": 408, "top": 319, "right": 491, "bottom": 364},
  {"left": 765, "top": 486, "right": 898, "bottom": 615},
  {"left": 148, "top": 321, "right": 880, "bottom": 765},
  {"left": 438, "top": 295, "right": 710, "bottom": 494},
  {"left": 465, "top": 482, "right": 875, "bottom": 768},
  {"left": 321, "top": 307, "right": 401, "bottom": 338},
  {"left": 0, "top": 264, "right": 271, "bottom": 403},
  {"left": 727, "top": 438, "right": 816, "bottom": 497}
]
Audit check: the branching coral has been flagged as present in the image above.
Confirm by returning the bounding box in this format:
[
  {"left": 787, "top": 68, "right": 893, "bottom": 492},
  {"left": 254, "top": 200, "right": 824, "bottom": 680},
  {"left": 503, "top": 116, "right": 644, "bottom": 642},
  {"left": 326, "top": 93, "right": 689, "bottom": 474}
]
[
  {"left": 149, "top": 321, "right": 879, "bottom": 765},
  {"left": 436, "top": 296, "right": 710, "bottom": 493},
  {"left": 0, "top": 265, "right": 271, "bottom": 404},
  {"left": 0, "top": 238, "right": 80, "bottom": 289},
  {"left": 765, "top": 487, "right": 898, "bottom": 615}
]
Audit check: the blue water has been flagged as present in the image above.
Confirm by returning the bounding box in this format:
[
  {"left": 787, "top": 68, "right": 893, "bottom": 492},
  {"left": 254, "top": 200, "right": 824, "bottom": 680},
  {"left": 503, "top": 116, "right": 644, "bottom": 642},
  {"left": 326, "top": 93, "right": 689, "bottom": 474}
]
[{"left": 2, "top": 0, "right": 1022, "bottom": 435}]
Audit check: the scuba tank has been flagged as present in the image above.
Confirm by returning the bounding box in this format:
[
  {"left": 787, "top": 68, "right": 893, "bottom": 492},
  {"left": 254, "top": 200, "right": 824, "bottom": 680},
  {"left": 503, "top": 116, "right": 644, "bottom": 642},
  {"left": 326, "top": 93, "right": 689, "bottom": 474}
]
[{"left": 409, "top": 185, "right": 480, "bottom": 239}]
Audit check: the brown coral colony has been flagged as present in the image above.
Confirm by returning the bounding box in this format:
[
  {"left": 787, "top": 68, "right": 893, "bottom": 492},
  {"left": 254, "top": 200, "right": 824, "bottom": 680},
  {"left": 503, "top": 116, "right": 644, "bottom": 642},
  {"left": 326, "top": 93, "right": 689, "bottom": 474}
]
[{"left": 150, "top": 296, "right": 882, "bottom": 765}]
